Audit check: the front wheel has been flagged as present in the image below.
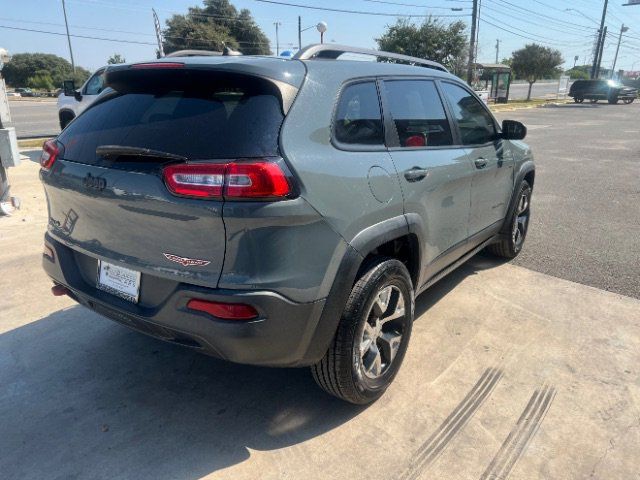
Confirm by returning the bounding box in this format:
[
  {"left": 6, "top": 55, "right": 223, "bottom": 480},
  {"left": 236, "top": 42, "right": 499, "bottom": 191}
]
[
  {"left": 311, "top": 258, "right": 414, "bottom": 404},
  {"left": 487, "top": 180, "right": 532, "bottom": 259},
  {"left": 574, "top": 96, "right": 584, "bottom": 103},
  {"left": 589, "top": 98, "right": 598, "bottom": 104},
  {"left": 623, "top": 98, "right": 635, "bottom": 105}
]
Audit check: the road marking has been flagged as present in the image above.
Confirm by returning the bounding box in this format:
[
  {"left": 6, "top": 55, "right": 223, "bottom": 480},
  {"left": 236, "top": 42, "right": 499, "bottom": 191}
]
[
  {"left": 525, "top": 125, "right": 551, "bottom": 130},
  {"left": 479, "top": 385, "right": 557, "bottom": 480},
  {"left": 400, "top": 367, "right": 503, "bottom": 480}
]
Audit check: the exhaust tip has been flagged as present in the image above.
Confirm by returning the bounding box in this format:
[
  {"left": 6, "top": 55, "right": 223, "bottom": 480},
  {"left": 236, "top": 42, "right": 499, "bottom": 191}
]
[{"left": 51, "top": 284, "right": 70, "bottom": 297}]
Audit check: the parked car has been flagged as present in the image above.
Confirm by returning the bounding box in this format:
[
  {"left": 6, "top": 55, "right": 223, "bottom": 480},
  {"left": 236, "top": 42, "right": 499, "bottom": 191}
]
[
  {"left": 569, "top": 79, "right": 637, "bottom": 104},
  {"left": 57, "top": 67, "right": 106, "bottom": 129},
  {"left": 40, "top": 45, "right": 534, "bottom": 404},
  {"left": 14, "top": 87, "right": 35, "bottom": 97}
]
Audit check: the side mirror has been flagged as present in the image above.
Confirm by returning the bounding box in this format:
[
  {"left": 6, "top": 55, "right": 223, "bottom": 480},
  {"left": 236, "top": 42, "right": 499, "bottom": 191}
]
[
  {"left": 501, "top": 120, "right": 527, "bottom": 140},
  {"left": 63, "top": 80, "right": 76, "bottom": 96},
  {"left": 63, "top": 80, "right": 82, "bottom": 101}
]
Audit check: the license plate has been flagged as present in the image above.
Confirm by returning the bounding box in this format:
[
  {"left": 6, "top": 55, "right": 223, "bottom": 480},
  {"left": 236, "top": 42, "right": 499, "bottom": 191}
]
[{"left": 96, "top": 260, "right": 141, "bottom": 303}]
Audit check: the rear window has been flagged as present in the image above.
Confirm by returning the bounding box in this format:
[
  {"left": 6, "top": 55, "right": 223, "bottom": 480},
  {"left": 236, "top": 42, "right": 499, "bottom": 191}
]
[{"left": 58, "top": 76, "right": 284, "bottom": 163}]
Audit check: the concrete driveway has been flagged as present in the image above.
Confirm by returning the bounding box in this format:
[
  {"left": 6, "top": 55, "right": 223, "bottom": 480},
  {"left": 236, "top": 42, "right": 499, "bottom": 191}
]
[{"left": 1, "top": 148, "right": 639, "bottom": 479}]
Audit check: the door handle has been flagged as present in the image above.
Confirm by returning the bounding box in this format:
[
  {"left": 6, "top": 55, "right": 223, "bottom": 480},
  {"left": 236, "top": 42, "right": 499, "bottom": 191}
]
[
  {"left": 404, "top": 167, "right": 429, "bottom": 182},
  {"left": 474, "top": 157, "right": 488, "bottom": 169}
]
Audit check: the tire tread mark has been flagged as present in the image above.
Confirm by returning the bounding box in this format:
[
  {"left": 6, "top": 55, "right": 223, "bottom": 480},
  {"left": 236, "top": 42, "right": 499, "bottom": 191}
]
[
  {"left": 480, "top": 385, "right": 557, "bottom": 480},
  {"left": 400, "top": 367, "right": 503, "bottom": 480}
]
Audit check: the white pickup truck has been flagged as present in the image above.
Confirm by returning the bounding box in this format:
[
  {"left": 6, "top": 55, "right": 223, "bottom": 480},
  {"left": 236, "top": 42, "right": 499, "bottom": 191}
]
[{"left": 57, "top": 67, "right": 106, "bottom": 129}]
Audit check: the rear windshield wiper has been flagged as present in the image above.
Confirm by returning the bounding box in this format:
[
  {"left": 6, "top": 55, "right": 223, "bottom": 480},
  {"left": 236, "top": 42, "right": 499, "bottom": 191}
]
[{"left": 96, "top": 145, "right": 187, "bottom": 161}]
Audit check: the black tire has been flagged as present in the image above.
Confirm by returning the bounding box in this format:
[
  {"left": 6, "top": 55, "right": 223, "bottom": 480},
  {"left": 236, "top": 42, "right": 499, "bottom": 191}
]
[
  {"left": 589, "top": 98, "right": 598, "bottom": 104},
  {"left": 59, "top": 111, "right": 74, "bottom": 130},
  {"left": 487, "top": 180, "right": 532, "bottom": 259},
  {"left": 311, "top": 258, "right": 414, "bottom": 404},
  {"left": 623, "top": 98, "right": 634, "bottom": 105},
  {"left": 574, "top": 96, "right": 584, "bottom": 103}
]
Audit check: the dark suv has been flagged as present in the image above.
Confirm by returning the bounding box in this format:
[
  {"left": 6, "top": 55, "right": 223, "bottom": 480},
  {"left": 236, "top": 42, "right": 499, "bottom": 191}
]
[
  {"left": 40, "top": 45, "right": 534, "bottom": 404},
  {"left": 569, "top": 79, "right": 637, "bottom": 104}
]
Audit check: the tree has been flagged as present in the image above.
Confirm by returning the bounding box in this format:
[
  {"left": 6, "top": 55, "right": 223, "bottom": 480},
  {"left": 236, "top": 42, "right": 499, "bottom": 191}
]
[
  {"left": 163, "top": 0, "right": 270, "bottom": 55},
  {"left": 376, "top": 17, "right": 468, "bottom": 76},
  {"left": 26, "top": 70, "right": 55, "bottom": 91},
  {"left": 511, "top": 44, "right": 564, "bottom": 100},
  {"left": 565, "top": 65, "right": 590, "bottom": 80},
  {"left": 2, "top": 53, "right": 90, "bottom": 88},
  {"left": 107, "top": 53, "right": 126, "bottom": 64}
]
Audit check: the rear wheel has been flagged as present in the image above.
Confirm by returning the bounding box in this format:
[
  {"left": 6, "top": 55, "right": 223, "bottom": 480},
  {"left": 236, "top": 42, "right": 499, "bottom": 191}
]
[
  {"left": 574, "top": 96, "right": 584, "bottom": 103},
  {"left": 311, "top": 258, "right": 414, "bottom": 404},
  {"left": 623, "top": 98, "right": 635, "bottom": 105},
  {"left": 589, "top": 98, "right": 598, "bottom": 104},
  {"left": 487, "top": 180, "right": 532, "bottom": 259}
]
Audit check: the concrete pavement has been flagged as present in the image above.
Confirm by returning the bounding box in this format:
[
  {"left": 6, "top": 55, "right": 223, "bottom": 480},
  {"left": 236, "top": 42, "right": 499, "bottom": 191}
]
[{"left": 1, "top": 150, "right": 639, "bottom": 479}]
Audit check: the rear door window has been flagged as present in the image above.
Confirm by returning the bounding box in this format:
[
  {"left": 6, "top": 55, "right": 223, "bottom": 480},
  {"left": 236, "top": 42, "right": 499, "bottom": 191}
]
[
  {"left": 58, "top": 77, "right": 284, "bottom": 164},
  {"left": 333, "top": 82, "right": 384, "bottom": 146},
  {"left": 383, "top": 80, "right": 453, "bottom": 147}
]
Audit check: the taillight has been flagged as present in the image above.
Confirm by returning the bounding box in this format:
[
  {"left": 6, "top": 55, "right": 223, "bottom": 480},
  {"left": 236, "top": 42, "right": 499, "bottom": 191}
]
[
  {"left": 164, "top": 163, "right": 225, "bottom": 199},
  {"left": 187, "top": 299, "right": 258, "bottom": 321},
  {"left": 225, "top": 162, "right": 290, "bottom": 198},
  {"left": 162, "top": 160, "right": 292, "bottom": 200},
  {"left": 40, "top": 139, "right": 59, "bottom": 171}
]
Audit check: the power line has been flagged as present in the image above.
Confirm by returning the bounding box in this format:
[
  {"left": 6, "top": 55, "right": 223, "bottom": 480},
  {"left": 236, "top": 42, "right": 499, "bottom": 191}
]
[
  {"left": 359, "top": 0, "right": 469, "bottom": 9},
  {"left": 0, "top": 16, "right": 156, "bottom": 37},
  {"left": 487, "top": 0, "right": 593, "bottom": 31},
  {"left": 253, "top": 0, "right": 470, "bottom": 17},
  {"left": 0, "top": 24, "right": 156, "bottom": 45}
]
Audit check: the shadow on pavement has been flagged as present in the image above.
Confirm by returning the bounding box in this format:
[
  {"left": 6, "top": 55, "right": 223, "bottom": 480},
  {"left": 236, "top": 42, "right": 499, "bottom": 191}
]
[{"left": 0, "top": 306, "right": 367, "bottom": 479}]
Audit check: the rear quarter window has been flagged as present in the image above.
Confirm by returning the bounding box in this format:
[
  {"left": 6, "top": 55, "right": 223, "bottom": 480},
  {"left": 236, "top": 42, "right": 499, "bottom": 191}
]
[{"left": 333, "top": 82, "right": 384, "bottom": 147}]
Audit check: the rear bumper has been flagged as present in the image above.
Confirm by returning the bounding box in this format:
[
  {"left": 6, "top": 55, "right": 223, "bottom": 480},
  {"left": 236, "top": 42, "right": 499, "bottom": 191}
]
[{"left": 43, "top": 233, "right": 327, "bottom": 367}]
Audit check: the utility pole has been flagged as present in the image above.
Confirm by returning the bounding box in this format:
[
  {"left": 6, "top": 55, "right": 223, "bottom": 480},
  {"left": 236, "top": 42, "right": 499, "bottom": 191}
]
[
  {"left": 274, "top": 22, "right": 281, "bottom": 56},
  {"left": 61, "top": 0, "right": 75, "bottom": 73},
  {"left": 152, "top": 8, "right": 164, "bottom": 58},
  {"left": 467, "top": 0, "right": 478, "bottom": 85},
  {"left": 298, "top": 16, "right": 302, "bottom": 51},
  {"left": 591, "top": 0, "right": 609, "bottom": 79},
  {"left": 611, "top": 24, "right": 629, "bottom": 77},
  {"left": 495, "top": 39, "right": 500, "bottom": 64},
  {"left": 595, "top": 26, "right": 607, "bottom": 78}
]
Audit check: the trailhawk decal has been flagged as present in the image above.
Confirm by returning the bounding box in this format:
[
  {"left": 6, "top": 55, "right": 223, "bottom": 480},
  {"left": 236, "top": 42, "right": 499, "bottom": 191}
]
[{"left": 163, "top": 253, "right": 211, "bottom": 267}]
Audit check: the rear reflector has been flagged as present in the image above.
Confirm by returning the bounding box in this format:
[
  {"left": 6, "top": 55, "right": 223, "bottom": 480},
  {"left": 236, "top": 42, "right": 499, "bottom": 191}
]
[
  {"left": 163, "top": 160, "right": 291, "bottom": 200},
  {"left": 187, "top": 299, "right": 258, "bottom": 320},
  {"left": 131, "top": 62, "right": 184, "bottom": 69},
  {"left": 40, "top": 139, "right": 59, "bottom": 171}
]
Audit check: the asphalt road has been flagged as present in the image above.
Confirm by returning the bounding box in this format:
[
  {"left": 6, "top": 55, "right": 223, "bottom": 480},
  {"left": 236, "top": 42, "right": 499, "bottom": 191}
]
[
  {"left": 7, "top": 99, "right": 59, "bottom": 138},
  {"left": 496, "top": 101, "right": 640, "bottom": 299},
  {"left": 508, "top": 81, "right": 569, "bottom": 100}
]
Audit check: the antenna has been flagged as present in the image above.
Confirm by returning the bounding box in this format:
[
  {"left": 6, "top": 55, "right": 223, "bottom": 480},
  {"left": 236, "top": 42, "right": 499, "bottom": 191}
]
[{"left": 152, "top": 8, "right": 165, "bottom": 58}]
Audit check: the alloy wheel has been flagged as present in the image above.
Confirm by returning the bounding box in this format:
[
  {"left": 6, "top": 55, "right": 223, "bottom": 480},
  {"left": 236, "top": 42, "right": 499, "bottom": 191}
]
[
  {"left": 512, "top": 189, "right": 530, "bottom": 250},
  {"left": 359, "top": 285, "right": 407, "bottom": 379}
]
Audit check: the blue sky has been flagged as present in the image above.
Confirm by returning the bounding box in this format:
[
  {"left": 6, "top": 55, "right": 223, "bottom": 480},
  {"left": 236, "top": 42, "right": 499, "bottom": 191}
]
[{"left": 2, "top": 0, "right": 640, "bottom": 72}]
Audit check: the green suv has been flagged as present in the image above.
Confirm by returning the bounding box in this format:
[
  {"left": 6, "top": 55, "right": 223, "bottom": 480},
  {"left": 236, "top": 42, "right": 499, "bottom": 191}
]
[{"left": 40, "top": 44, "right": 534, "bottom": 404}]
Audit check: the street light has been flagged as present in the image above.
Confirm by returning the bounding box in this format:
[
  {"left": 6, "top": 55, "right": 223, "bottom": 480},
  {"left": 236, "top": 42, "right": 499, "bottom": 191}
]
[
  {"left": 316, "top": 21, "right": 327, "bottom": 44},
  {"left": 564, "top": 8, "right": 600, "bottom": 25},
  {"left": 611, "top": 24, "right": 629, "bottom": 77}
]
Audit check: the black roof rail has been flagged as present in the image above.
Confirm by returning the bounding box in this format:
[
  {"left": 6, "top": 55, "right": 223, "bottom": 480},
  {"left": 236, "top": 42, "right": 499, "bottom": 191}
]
[{"left": 293, "top": 44, "right": 448, "bottom": 72}]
